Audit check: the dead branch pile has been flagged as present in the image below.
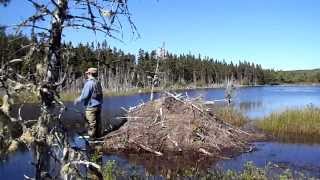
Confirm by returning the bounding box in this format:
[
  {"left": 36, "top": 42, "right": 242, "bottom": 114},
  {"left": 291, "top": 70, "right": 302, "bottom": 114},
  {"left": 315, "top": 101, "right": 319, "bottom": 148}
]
[{"left": 103, "top": 92, "right": 253, "bottom": 158}]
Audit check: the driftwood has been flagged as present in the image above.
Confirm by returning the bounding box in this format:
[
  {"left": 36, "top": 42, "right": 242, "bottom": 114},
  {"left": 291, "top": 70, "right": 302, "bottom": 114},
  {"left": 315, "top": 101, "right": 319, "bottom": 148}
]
[
  {"left": 199, "top": 148, "right": 214, "bottom": 157},
  {"left": 103, "top": 93, "right": 253, "bottom": 159},
  {"left": 167, "top": 135, "right": 182, "bottom": 152},
  {"left": 131, "top": 141, "right": 163, "bottom": 156}
]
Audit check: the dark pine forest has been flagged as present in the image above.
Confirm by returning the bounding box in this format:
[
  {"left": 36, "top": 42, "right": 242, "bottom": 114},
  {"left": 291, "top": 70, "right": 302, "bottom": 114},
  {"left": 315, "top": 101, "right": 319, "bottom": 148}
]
[{"left": 1, "top": 29, "right": 320, "bottom": 93}]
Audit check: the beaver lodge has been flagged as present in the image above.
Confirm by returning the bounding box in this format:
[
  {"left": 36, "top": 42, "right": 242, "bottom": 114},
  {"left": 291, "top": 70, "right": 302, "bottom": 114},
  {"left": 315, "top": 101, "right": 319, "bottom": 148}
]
[{"left": 103, "top": 92, "right": 255, "bottom": 159}]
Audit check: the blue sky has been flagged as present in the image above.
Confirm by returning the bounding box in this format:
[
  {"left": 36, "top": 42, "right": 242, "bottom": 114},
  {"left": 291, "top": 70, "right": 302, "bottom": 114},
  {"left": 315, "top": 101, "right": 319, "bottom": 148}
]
[{"left": 1, "top": 0, "right": 320, "bottom": 70}]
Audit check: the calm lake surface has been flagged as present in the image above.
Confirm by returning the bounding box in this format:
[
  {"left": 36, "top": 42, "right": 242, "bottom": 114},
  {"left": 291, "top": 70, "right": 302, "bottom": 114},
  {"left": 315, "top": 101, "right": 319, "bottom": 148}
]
[{"left": 1, "top": 85, "right": 320, "bottom": 179}]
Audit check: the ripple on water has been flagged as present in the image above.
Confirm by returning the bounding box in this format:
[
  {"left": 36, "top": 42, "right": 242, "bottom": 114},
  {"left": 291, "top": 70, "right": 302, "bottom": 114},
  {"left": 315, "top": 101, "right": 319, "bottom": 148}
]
[{"left": 216, "top": 142, "right": 320, "bottom": 178}]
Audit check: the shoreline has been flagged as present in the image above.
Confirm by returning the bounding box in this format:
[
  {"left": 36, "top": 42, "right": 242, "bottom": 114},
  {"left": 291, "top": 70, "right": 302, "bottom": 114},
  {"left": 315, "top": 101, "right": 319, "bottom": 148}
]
[{"left": 13, "top": 83, "right": 320, "bottom": 103}]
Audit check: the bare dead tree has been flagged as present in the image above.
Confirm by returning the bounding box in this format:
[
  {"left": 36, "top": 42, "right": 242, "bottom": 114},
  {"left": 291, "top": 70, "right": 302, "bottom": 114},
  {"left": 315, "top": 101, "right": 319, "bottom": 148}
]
[
  {"left": 1, "top": 0, "right": 138, "bottom": 179},
  {"left": 150, "top": 42, "right": 166, "bottom": 101},
  {"left": 225, "top": 77, "right": 236, "bottom": 106}
]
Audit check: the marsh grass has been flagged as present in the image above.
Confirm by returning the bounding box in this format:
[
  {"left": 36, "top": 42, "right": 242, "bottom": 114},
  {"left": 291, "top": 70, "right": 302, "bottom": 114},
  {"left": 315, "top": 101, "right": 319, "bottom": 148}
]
[
  {"left": 215, "top": 106, "right": 248, "bottom": 127},
  {"left": 13, "top": 88, "right": 144, "bottom": 104},
  {"left": 60, "top": 88, "right": 157, "bottom": 102},
  {"left": 12, "top": 91, "right": 39, "bottom": 104},
  {"left": 100, "top": 160, "right": 311, "bottom": 179},
  {"left": 256, "top": 105, "right": 320, "bottom": 143}
]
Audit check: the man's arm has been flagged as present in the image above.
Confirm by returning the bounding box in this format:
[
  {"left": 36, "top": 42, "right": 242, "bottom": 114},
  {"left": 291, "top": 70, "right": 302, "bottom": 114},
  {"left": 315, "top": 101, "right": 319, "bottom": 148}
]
[{"left": 74, "top": 81, "right": 93, "bottom": 104}]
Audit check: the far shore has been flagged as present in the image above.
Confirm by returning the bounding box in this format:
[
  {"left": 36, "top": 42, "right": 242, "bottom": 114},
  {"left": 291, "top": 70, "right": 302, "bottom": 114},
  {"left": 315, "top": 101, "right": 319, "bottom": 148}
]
[{"left": 10, "top": 83, "right": 320, "bottom": 104}]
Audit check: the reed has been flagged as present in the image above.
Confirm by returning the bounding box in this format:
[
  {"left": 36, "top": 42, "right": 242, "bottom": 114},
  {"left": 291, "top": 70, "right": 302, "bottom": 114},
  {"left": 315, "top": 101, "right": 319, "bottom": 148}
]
[
  {"left": 257, "top": 105, "right": 320, "bottom": 142},
  {"left": 215, "top": 106, "right": 248, "bottom": 127},
  {"left": 60, "top": 87, "right": 159, "bottom": 101}
]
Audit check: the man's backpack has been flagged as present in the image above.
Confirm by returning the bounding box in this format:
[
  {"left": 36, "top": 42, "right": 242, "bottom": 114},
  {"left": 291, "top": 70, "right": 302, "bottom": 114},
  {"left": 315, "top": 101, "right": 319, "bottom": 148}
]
[{"left": 91, "top": 79, "right": 103, "bottom": 100}]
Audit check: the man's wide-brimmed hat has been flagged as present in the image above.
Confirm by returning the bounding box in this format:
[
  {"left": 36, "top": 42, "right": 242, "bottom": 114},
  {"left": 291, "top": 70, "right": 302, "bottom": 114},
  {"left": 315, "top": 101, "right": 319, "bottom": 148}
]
[{"left": 85, "top": 67, "right": 98, "bottom": 74}]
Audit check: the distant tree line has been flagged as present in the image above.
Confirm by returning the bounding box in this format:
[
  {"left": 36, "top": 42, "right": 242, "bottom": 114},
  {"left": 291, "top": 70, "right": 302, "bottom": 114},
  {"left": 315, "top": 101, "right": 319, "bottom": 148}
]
[
  {"left": 136, "top": 49, "right": 265, "bottom": 87},
  {"left": 263, "top": 69, "right": 320, "bottom": 84},
  {"left": 1, "top": 30, "right": 319, "bottom": 93}
]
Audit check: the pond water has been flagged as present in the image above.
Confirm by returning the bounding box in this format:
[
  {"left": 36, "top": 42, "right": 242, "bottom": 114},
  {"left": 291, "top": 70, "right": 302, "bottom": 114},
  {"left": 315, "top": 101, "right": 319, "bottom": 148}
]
[
  {"left": 217, "top": 142, "right": 320, "bottom": 177},
  {"left": 1, "top": 85, "right": 320, "bottom": 179}
]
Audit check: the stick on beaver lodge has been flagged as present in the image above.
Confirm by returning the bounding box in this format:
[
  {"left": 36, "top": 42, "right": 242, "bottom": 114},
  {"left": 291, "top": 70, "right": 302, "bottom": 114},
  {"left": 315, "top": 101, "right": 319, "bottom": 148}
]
[{"left": 103, "top": 92, "right": 260, "bottom": 159}]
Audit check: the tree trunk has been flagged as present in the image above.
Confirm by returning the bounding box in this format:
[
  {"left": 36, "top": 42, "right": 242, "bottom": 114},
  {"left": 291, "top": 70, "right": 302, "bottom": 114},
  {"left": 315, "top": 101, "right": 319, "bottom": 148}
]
[
  {"left": 36, "top": 1, "right": 68, "bottom": 179},
  {"left": 46, "top": 0, "right": 68, "bottom": 83}
]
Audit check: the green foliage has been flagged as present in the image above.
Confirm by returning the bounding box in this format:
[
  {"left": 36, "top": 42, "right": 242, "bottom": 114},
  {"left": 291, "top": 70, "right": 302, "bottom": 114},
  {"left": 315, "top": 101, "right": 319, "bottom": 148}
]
[
  {"left": 239, "top": 161, "right": 267, "bottom": 180},
  {"left": 99, "top": 161, "right": 313, "bottom": 179},
  {"left": 102, "top": 160, "right": 115, "bottom": 180},
  {"left": 102, "top": 160, "right": 121, "bottom": 180},
  {"left": 257, "top": 105, "right": 320, "bottom": 143},
  {"left": 263, "top": 69, "right": 320, "bottom": 84},
  {"left": 279, "top": 169, "right": 293, "bottom": 180},
  {"left": 90, "top": 151, "right": 101, "bottom": 164},
  {"left": 1, "top": 32, "right": 266, "bottom": 90}
]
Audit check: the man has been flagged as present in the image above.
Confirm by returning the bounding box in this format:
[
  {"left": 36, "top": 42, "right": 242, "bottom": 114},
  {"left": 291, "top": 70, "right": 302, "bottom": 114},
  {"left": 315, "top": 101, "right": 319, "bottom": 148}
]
[{"left": 74, "top": 68, "right": 103, "bottom": 139}]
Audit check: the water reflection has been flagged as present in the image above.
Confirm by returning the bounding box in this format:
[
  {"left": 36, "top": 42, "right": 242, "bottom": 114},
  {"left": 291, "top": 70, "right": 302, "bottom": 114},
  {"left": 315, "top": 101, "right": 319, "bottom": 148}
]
[
  {"left": 238, "top": 101, "right": 264, "bottom": 112},
  {"left": 177, "top": 86, "right": 320, "bottom": 119},
  {"left": 103, "top": 152, "right": 218, "bottom": 179},
  {"left": 217, "top": 142, "right": 320, "bottom": 177},
  {"left": 0, "top": 150, "right": 34, "bottom": 179},
  {"left": 234, "top": 86, "right": 320, "bottom": 118}
]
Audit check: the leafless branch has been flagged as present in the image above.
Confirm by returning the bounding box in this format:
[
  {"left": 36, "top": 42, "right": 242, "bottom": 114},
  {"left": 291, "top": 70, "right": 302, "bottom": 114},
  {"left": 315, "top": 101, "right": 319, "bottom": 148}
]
[
  {"left": 50, "top": 0, "right": 59, "bottom": 8},
  {"left": 85, "top": 0, "right": 96, "bottom": 33},
  {"left": 27, "top": 0, "right": 54, "bottom": 15},
  {"left": 12, "top": 24, "right": 51, "bottom": 33}
]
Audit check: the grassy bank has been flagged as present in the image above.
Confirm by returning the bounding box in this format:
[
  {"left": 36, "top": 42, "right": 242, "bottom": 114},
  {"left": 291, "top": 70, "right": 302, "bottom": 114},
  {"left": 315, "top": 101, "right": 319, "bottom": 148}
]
[
  {"left": 215, "top": 106, "right": 248, "bottom": 127},
  {"left": 14, "top": 87, "right": 154, "bottom": 103},
  {"left": 256, "top": 106, "right": 320, "bottom": 142},
  {"left": 61, "top": 87, "right": 162, "bottom": 102},
  {"left": 61, "top": 88, "right": 161, "bottom": 101}
]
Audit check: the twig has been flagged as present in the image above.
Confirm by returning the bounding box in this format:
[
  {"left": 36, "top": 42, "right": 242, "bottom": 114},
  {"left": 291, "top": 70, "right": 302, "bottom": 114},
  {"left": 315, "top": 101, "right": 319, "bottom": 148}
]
[
  {"left": 88, "top": 140, "right": 105, "bottom": 144},
  {"left": 152, "top": 113, "right": 159, "bottom": 124},
  {"left": 167, "top": 135, "right": 182, "bottom": 152},
  {"left": 159, "top": 107, "right": 165, "bottom": 127},
  {"left": 70, "top": 160, "right": 101, "bottom": 171},
  {"left": 128, "top": 103, "right": 144, "bottom": 112},
  {"left": 18, "top": 104, "right": 24, "bottom": 121},
  {"left": 115, "top": 116, "right": 145, "bottom": 120},
  {"left": 131, "top": 141, "right": 163, "bottom": 156},
  {"left": 23, "top": 120, "right": 38, "bottom": 126},
  {"left": 120, "top": 107, "right": 128, "bottom": 112},
  {"left": 147, "top": 121, "right": 162, "bottom": 129},
  {"left": 24, "top": 175, "right": 35, "bottom": 180},
  {"left": 196, "top": 132, "right": 205, "bottom": 141},
  {"left": 165, "top": 91, "right": 205, "bottom": 113},
  {"left": 165, "top": 91, "right": 184, "bottom": 103},
  {"left": 199, "top": 148, "right": 213, "bottom": 157}
]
